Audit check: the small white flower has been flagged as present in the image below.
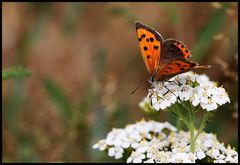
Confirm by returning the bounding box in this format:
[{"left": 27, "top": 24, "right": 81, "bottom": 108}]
[
  {"left": 174, "top": 75, "right": 186, "bottom": 85},
  {"left": 196, "top": 151, "right": 206, "bottom": 160},
  {"left": 136, "top": 140, "right": 149, "bottom": 153},
  {"left": 153, "top": 83, "right": 168, "bottom": 95},
  {"left": 121, "top": 140, "right": 130, "bottom": 149},
  {"left": 178, "top": 85, "right": 193, "bottom": 101},
  {"left": 92, "top": 139, "right": 107, "bottom": 151},
  {"left": 144, "top": 158, "right": 155, "bottom": 163},
  {"left": 197, "top": 74, "right": 210, "bottom": 83},
  {"left": 108, "top": 147, "right": 124, "bottom": 159},
  {"left": 129, "top": 131, "right": 142, "bottom": 142},
  {"left": 214, "top": 159, "right": 226, "bottom": 163},
  {"left": 198, "top": 74, "right": 216, "bottom": 87},
  {"left": 164, "top": 92, "right": 177, "bottom": 104},
  {"left": 218, "top": 154, "right": 226, "bottom": 159},
  {"left": 139, "top": 96, "right": 150, "bottom": 109},
  {"left": 201, "top": 98, "right": 218, "bottom": 111},
  {"left": 225, "top": 154, "right": 235, "bottom": 162},
  {"left": 189, "top": 72, "right": 199, "bottom": 83},
  {"left": 163, "top": 122, "right": 178, "bottom": 132},
  {"left": 190, "top": 86, "right": 203, "bottom": 106},
  {"left": 131, "top": 142, "right": 140, "bottom": 149},
  {"left": 226, "top": 145, "right": 238, "bottom": 156},
  {"left": 214, "top": 87, "right": 230, "bottom": 105},
  {"left": 154, "top": 151, "right": 172, "bottom": 163},
  {"left": 170, "top": 152, "right": 194, "bottom": 163},
  {"left": 127, "top": 151, "right": 145, "bottom": 163},
  {"left": 207, "top": 148, "right": 220, "bottom": 159},
  {"left": 151, "top": 95, "right": 162, "bottom": 111},
  {"left": 165, "top": 83, "right": 179, "bottom": 96}
]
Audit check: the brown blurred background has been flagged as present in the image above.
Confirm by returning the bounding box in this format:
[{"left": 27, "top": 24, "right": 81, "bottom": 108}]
[{"left": 2, "top": 2, "right": 238, "bottom": 162}]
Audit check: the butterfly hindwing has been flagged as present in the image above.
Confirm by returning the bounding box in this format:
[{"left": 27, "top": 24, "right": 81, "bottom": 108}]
[
  {"left": 135, "top": 21, "right": 163, "bottom": 75},
  {"left": 161, "top": 39, "right": 192, "bottom": 63},
  {"left": 154, "top": 57, "right": 210, "bottom": 81}
]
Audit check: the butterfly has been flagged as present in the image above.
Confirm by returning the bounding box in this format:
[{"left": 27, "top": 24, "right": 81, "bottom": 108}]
[{"left": 135, "top": 21, "right": 210, "bottom": 84}]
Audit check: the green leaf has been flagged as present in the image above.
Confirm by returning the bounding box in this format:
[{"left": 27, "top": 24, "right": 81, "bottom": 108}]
[
  {"left": 2, "top": 67, "right": 32, "bottom": 80},
  {"left": 44, "top": 78, "right": 72, "bottom": 120}
]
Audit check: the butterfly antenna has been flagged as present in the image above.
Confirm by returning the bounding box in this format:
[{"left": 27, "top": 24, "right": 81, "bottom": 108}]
[{"left": 131, "top": 78, "right": 148, "bottom": 95}]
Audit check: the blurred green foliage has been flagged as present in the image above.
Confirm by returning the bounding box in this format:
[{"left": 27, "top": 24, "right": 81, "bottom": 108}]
[
  {"left": 61, "top": 3, "right": 85, "bottom": 36},
  {"left": 161, "top": 3, "right": 180, "bottom": 27},
  {"left": 193, "top": 3, "right": 228, "bottom": 61},
  {"left": 108, "top": 5, "right": 136, "bottom": 24},
  {"left": 44, "top": 78, "right": 72, "bottom": 121},
  {"left": 2, "top": 67, "right": 32, "bottom": 80}
]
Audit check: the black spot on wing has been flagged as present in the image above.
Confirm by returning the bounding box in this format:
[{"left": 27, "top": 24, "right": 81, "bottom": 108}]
[
  {"left": 135, "top": 21, "right": 163, "bottom": 42},
  {"left": 175, "top": 62, "right": 182, "bottom": 66}
]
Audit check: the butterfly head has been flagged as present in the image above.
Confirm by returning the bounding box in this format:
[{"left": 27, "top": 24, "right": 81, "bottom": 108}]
[{"left": 148, "top": 76, "right": 155, "bottom": 84}]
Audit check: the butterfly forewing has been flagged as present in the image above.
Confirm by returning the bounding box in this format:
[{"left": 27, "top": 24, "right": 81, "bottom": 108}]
[{"left": 135, "top": 21, "right": 163, "bottom": 75}]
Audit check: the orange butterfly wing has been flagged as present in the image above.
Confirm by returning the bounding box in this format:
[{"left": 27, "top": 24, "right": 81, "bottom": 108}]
[
  {"left": 154, "top": 57, "right": 210, "bottom": 81},
  {"left": 135, "top": 21, "right": 163, "bottom": 75}
]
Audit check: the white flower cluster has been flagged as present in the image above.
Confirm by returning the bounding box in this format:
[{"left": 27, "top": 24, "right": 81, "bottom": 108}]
[
  {"left": 147, "top": 72, "right": 230, "bottom": 111},
  {"left": 92, "top": 120, "right": 177, "bottom": 160},
  {"left": 92, "top": 120, "right": 238, "bottom": 163}
]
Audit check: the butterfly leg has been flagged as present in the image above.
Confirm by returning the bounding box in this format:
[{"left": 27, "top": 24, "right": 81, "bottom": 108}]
[
  {"left": 152, "top": 81, "right": 177, "bottom": 97},
  {"left": 162, "top": 82, "right": 177, "bottom": 97},
  {"left": 165, "top": 86, "right": 176, "bottom": 96},
  {"left": 165, "top": 80, "right": 179, "bottom": 86}
]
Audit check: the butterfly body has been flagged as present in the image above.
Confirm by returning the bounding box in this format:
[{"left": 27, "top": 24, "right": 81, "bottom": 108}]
[{"left": 135, "top": 21, "right": 210, "bottom": 83}]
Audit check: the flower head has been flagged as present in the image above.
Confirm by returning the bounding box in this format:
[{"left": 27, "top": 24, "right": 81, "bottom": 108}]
[
  {"left": 143, "top": 72, "right": 230, "bottom": 111},
  {"left": 93, "top": 121, "right": 238, "bottom": 163}
]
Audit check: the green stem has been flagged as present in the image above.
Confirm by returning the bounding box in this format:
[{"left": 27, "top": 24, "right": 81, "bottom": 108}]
[
  {"left": 169, "top": 101, "right": 212, "bottom": 154},
  {"left": 189, "top": 122, "right": 196, "bottom": 153},
  {"left": 179, "top": 101, "right": 189, "bottom": 112},
  {"left": 195, "top": 111, "right": 211, "bottom": 140},
  {"left": 190, "top": 111, "right": 212, "bottom": 153},
  {"left": 178, "top": 101, "right": 196, "bottom": 153},
  {"left": 172, "top": 104, "right": 190, "bottom": 129},
  {"left": 189, "top": 103, "right": 196, "bottom": 153}
]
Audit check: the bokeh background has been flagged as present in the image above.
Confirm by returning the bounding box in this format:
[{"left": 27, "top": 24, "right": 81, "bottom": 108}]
[{"left": 2, "top": 2, "right": 238, "bottom": 162}]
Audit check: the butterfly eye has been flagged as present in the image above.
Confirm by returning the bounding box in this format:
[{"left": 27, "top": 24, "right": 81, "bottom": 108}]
[{"left": 148, "top": 77, "right": 155, "bottom": 84}]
